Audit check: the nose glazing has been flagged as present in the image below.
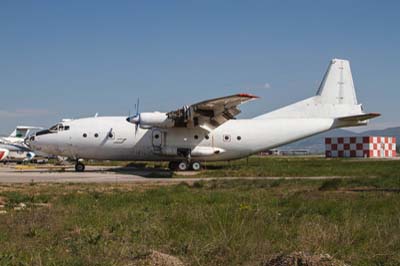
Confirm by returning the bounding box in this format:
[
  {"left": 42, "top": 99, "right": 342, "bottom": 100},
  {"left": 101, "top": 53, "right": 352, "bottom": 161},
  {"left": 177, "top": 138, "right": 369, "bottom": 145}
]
[{"left": 24, "top": 135, "right": 36, "bottom": 148}]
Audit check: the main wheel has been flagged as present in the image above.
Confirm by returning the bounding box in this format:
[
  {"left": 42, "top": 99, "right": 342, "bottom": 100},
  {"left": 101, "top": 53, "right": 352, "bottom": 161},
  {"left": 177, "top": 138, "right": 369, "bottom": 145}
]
[
  {"left": 177, "top": 161, "right": 189, "bottom": 171},
  {"left": 75, "top": 162, "right": 85, "bottom": 172},
  {"left": 190, "top": 161, "right": 202, "bottom": 171},
  {"left": 168, "top": 161, "right": 178, "bottom": 170}
]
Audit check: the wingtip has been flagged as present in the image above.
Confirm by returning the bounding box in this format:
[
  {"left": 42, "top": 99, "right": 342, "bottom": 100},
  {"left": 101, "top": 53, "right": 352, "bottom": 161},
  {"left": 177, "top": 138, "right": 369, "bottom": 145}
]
[
  {"left": 237, "top": 93, "right": 260, "bottom": 99},
  {"left": 369, "top": 112, "right": 381, "bottom": 117}
]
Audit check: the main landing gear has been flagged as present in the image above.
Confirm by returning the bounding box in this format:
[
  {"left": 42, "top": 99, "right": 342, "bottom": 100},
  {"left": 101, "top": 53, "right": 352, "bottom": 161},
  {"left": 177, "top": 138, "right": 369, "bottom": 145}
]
[
  {"left": 168, "top": 161, "right": 202, "bottom": 171},
  {"left": 75, "top": 161, "right": 85, "bottom": 172}
]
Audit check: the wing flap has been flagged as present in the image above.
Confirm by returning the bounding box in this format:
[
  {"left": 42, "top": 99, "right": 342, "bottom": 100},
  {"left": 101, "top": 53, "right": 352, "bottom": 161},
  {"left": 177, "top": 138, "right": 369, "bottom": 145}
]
[{"left": 167, "top": 93, "right": 259, "bottom": 129}]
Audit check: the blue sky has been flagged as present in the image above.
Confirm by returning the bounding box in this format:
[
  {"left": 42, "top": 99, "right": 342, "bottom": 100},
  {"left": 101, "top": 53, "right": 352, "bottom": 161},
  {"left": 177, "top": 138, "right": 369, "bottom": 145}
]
[{"left": 0, "top": 0, "right": 399, "bottom": 134}]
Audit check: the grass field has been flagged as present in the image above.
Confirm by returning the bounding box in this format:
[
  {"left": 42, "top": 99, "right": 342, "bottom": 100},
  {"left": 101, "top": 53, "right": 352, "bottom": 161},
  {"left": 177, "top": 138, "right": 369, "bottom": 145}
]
[
  {"left": 84, "top": 156, "right": 400, "bottom": 178},
  {"left": 1, "top": 157, "right": 400, "bottom": 265},
  {"left": 192, "top": 156, "right": 400, "bottom": 178}
]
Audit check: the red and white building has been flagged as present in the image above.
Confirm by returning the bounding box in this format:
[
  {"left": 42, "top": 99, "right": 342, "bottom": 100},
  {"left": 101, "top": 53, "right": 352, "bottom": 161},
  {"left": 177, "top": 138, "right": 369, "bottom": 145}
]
[{"left": 325, "top": 136, "right": 397, "bottom": 158}]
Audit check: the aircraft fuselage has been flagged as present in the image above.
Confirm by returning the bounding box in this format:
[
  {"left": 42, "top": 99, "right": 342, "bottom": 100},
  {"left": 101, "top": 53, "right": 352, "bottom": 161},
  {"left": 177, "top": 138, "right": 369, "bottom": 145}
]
[{"left": 30, "top": 116, "right": 335, "bottom": 162}]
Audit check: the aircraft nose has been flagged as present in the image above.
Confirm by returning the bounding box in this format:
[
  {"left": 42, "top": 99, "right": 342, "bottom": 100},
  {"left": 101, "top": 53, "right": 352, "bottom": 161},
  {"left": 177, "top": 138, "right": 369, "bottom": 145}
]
[
  {"left": 24, "top": 135, "right": 35, "bottom": 148},
  {"left": 26, "top": 134, "right": 44, "bottom": 152}
]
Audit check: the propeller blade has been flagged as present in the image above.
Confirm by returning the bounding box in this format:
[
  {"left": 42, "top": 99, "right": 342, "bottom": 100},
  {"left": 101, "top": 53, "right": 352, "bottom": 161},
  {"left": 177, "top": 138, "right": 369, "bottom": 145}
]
[
  {"left": 134, "top": 97, "right": 140, "bottom": 135},
  {"left": 136, "top": 98, "right": 140, "bottom": 115}
]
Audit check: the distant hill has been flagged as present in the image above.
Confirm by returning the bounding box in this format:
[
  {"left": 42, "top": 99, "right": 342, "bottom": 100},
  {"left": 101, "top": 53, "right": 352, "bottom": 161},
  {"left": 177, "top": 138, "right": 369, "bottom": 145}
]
[{"left": 280, "top": 127, "right": 400, "bottom": 153}]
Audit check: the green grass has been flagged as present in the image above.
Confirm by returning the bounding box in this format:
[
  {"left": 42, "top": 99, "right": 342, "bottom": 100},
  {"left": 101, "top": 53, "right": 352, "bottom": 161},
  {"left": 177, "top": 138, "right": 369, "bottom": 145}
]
[
  {"left": 194, "top": 156, "right": 400, "bottom": 178},
  {"left": 60, "top": 156, "right": 400, "bottom": 177},
  {"left": 0, "top": 175, "right": 400, "bottom": 265},
  {"left": 84, "top": 156, "right": 400, "bottom": 179},
  {"left": 50, "top": 156, "right": 400, "bottom": 186}
]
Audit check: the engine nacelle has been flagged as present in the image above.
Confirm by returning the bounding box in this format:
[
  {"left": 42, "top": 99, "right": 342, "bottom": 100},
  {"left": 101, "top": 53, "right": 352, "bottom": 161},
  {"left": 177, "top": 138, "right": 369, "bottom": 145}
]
[{"left": 137, "top": 112, "right": 175, "bottom": 129}]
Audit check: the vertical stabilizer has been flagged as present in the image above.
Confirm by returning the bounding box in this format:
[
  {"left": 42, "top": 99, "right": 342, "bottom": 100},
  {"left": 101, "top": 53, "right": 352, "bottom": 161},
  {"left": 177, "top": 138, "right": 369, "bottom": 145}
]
[
  {"left": 316, "top": 59, "right": 358, "bottom": 105},
  {"left": 255, "top": 58, "right": 367, "bottom": 120}
]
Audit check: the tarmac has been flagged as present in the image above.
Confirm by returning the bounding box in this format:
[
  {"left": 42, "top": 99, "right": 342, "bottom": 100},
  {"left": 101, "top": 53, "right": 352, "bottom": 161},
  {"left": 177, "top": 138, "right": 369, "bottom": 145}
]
[{"left": 0, "top": 164, "right": 348, "bottom": 184}]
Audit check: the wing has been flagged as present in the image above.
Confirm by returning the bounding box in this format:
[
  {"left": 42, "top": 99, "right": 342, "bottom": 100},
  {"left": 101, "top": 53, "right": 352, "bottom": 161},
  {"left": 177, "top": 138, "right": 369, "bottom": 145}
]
[{"left": 167, "top": 93, "right": 259, "bottom": 130}]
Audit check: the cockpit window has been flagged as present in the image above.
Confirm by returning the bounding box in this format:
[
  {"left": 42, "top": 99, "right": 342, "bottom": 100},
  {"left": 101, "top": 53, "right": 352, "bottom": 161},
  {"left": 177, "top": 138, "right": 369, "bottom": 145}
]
[
  {"left": 35, "top": 123, "right": 70, "bottom": 136},
  {"left": 15, "top": 129, "right": 28, "bottom": 138},
  {"left": 47, "top": 123, "right": 69, "bottom": 133},
  {"left": 49, "top": 124, "right": 60, "bottom": 132}
]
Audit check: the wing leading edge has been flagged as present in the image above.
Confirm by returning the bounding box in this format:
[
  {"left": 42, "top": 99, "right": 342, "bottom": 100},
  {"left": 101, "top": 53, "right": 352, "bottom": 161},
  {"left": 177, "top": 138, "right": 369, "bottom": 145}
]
[{"left": 167, "top": 93, "right": 259, "bottom": 130}]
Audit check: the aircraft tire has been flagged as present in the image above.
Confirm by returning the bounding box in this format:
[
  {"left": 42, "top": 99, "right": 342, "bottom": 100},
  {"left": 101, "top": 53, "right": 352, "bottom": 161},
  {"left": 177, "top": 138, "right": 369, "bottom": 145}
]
[
  {"left": 168, "top": 161, "right": 178, "bottom": 170},
  {"left": 75, "top": 162, "right": 85, "bottom": 172},
  {"left": 190, "top": 161, "right": 202, "bottom": 171},
  {"left": 177, "top": 161, "right": 189, "bottom": 171}
]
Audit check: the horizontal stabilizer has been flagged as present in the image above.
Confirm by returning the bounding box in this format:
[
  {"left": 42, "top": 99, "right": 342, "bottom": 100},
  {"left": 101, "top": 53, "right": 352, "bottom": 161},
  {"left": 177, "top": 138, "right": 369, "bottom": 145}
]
[{"left": 337, "top": 113, "right": 381, "bottom": 122}]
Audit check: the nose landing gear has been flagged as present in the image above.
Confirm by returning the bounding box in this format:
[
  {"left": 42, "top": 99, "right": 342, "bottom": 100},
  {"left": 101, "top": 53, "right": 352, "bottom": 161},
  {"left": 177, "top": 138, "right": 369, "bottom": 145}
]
[{"left": 75, "top": 161, "right": 85, "bottom": 172}]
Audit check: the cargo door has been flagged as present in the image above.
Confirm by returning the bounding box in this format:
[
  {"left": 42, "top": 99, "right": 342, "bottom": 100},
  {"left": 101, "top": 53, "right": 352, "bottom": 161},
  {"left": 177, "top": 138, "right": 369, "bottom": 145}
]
[{"left": 152, "top": 129, "right": 163, "bottom": 153}]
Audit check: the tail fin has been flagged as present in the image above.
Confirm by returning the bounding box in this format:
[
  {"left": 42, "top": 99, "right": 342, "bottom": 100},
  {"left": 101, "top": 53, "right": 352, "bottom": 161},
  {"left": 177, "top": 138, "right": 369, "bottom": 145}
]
[
  {"left": 316, "top": 59, "right": 358, "bottom": 105},
  {"left": 255, "top": 58, "right": 377, "bottom": 120}
]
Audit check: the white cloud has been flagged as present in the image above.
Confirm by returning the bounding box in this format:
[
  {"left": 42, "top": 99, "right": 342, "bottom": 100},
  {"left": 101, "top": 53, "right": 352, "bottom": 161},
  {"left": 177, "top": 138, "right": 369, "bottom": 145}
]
[{"left": 264, "top": 82, "right": 271, "bottom": 89}]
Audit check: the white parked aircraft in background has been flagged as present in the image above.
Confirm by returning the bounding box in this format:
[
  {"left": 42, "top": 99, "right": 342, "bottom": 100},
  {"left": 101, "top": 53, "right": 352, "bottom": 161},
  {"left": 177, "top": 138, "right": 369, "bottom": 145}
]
[
  {"left": 0, "top": 126, "right": 43, "bottom": 162},
  {"left": 28, "top": 59, "right": 380, "bottom": 171}
]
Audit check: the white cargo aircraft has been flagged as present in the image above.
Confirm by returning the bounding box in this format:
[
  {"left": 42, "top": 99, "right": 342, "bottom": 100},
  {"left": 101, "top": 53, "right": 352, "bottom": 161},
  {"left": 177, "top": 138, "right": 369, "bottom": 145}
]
[{"left": 28, "top": 59, "right": 380, "bottom": 172}]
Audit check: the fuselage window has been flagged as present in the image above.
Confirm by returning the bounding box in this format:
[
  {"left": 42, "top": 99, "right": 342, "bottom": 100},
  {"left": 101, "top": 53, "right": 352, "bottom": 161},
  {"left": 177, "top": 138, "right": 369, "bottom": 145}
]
[
  {"left": 194, "top": 135, "right": 199, "bottom": 140},
  {"left": 94, "top": 133, "right": 99, "bottom": 138},
  {"left": 108, "top": 132, "right": 114, "bottom": 138},
  {"left": 64, "top": 126, "right": 70, "bottom": 130},
  {"left": 205, "top": 135, "right": 209, "bottom": 140},
  {"left": 223, "top": 135, "right": 231, "bottom": 142},
  {"left": 154, "top": 134, "right": 160, "bottom": 139},
  {"left": 83, "top": 133, "right": 87, "bottom": 138},
  {"left": 237, "top": 136, "right": 242, "bottom": 141}
]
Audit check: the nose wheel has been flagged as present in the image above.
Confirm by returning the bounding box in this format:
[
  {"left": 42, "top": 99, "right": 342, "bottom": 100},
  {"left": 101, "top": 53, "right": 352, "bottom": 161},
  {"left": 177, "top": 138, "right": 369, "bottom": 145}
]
[{"left": 75, "top": 162, "right": 85, "bottom": 172}]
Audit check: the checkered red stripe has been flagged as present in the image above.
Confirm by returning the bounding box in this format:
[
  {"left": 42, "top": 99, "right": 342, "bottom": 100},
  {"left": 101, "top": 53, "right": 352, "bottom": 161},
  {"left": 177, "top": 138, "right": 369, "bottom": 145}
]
[{"left": 325, "top": 136, "right": 397, "bottom": 158}]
